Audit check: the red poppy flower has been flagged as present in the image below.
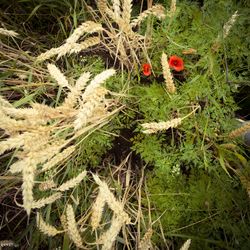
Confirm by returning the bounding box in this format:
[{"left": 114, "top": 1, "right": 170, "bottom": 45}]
[
  {"left": 168, "top": 55, "right": 184, "bottom": 71},
  {"left": 142, "top": 63, "right": 151, "bottom": 76}
]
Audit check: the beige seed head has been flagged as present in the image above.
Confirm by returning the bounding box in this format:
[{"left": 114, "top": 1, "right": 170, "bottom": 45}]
[
  {"left": 41, "top": 145, "right": 75, "bottom": 172},
  {"left": 55, "top": 43, "right": 76, "bottom": 60},
  {"left": 223, "top": 10, "right": 238, "bottom": 39},
  {"left": 112, "top": 0, "right": 121, "bottom": 19},
  {"left": 55, "top": 170, "right": 87, "bottom": 192},
  {"left": 139, "top": 228, "right": 153, "bottom": 250},
  {"left": 92, "top": 174, "right": 130, "bottom": 223},
  {"left": 66, "top": 21, "right": 103, "bottom": 44},
  {"left": 122, "top": 0, "right": 132, "bottom": 25},
  {"left": 37, "top": 212, "right": 63, "bottom": 236},
  {"left": 22, "top": 163, "right": 36, "bottom": 216},
  {"left": 60, "top": 214, "right": 68, "bottom": 230},
  {"left": 75, "top": 72, "right": 92, "bottom": 90},
  {"left": 39, "top": 180, "right": 57, "bottom": 191},
  {"left": 1, "top": 107, "right": 39, "bottom": 120},
  {"left": 98, "top": 216, "right": 126, "bottom": 250},
  {"left": 0, "top": 112, "right": 39, "bottom": 134},
  {"left": 66, "top": 204, "right": 84, "bottom": 249},
  {"left": 47, "top": 64, "right": 69, "bottom": 88},
  {"left": 130, "top": 4, "right": 166, "bottom": 27},
  {"left": 60, "top": 72, "right": 91, "bottom": 110},
  {"left": 9, "top": 158, "right": 28, "bottom": 174},
  {"left": 0, "top": 240, "right": 18, "bottom": 248},
  {"left": 0, "top": 131, "right": 48, "bottom": 156},
  {"left": 9, "top": 141, "right": 64, "bottom": 174},
  {"left": 31, "top": 103, "right": 65, "bottom": 122},
  {"left": 36, "top": 47, "right": 61, "bottom": 62},
  {"left": 161, "top": 52, "right": 176, "bottom": 94},
  {"left": 0, "top": 28, "right": 18, "bottom": 37},
  {"left": 68, "top": 37, "right": 100, "bottom": 55},
  {"left": 0, "top": 95, "right": 12, "bottom": 108},
  {"left": 32, "top": 192, "right": 62, "bottom": 209},
  {"left": 169, "top": 0, "right": 176, "bottom": 17},
  {"left": 141, "top": 117, "right": 182, "bottom": 134},
  {"left": 90, "top": 191, "right": 106, "bottom": 230},
  {"left": 180, "top": 239, "right": 192, "bottom": 250},
  {"left": 229, "top": 122, "right": 250, "bottom": 138},
  {"left": 83, "top": 69, "right": 115, "bottom": 98},
  {"left": 74, "top": 87, "right": 108, "bottom": 130},
  {"left": 97, "top": 0, "right": 108, "bottom": 13},
  {"left": 0, "top": 132, "right": 34, "bottom": 156}
]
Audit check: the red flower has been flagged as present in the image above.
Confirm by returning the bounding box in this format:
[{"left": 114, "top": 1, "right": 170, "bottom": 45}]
[
  {"left": 142, "top": 63, "right": 151, "bottom": 76},
  {"left": 168, "top": 55, "right": 184, "bottom": 71}
]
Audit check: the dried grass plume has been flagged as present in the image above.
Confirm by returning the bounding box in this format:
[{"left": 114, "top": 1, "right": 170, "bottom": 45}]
[
  {"left": 66, "top": 204, "right": 84, "bottom": 248},
  {"left": 161, "top": 52, "right": 176, "bottom": 94}
]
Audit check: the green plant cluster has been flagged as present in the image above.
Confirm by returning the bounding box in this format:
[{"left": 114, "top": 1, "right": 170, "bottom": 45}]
[
  {"left": 0, "top": 0, "right": 249, "bottom": 249},
  {"left": 147, "top": 168, "right": 250, "bottom": 249},
  {"left": 129, "top": 0, "right": 250, "bottom": 248}
]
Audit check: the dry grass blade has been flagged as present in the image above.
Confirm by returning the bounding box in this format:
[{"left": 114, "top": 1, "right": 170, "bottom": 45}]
[
  {"left": 37, "top": 212, "right": 63, "bottom": 236},
  {"left": 55, "top": 170, "right": 87, "bottom": 192},
  {"left": 66, "top": 204, "right": 84, "bottom": 248}
]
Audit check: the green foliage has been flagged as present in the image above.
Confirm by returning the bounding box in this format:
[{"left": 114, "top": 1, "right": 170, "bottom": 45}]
[
  {"left": 76, "top": 128, "right": 114, "bottom": 167},
  {"left": 0, "top": 0, "right": 88, "bottom": 39},
  {"left": 146, "top": 168, "right": 250, "bottom": 249},
  {"left": 129, "top": 1, "right": 250, "bottom": 248},
  {"left": 131, "top": 0, "right": 244, "bottom": 175}
]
